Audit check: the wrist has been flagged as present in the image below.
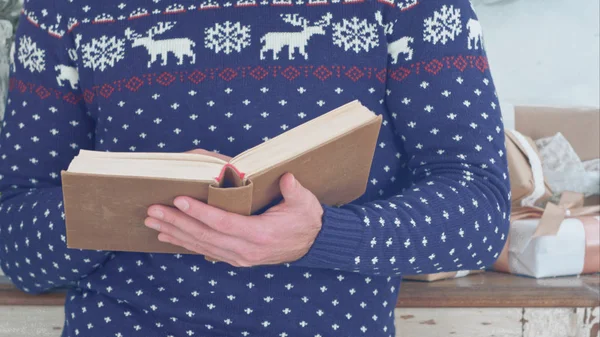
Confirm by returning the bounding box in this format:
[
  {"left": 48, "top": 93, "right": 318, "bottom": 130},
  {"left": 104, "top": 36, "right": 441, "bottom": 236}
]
[{"left": 291, "top": 205, "right": 363, "bottom": 269}]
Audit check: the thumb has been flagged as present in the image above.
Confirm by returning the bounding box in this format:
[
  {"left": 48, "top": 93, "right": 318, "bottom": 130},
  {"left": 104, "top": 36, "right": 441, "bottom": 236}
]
[{"left": 279, "top": 173, "right": 309, "bottom": 205}]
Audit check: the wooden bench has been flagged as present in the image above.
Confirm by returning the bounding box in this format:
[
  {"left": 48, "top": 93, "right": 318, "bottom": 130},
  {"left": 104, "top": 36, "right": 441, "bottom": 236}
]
[{"left": 1, "top": 272, "right": 598, "bottom": 337}]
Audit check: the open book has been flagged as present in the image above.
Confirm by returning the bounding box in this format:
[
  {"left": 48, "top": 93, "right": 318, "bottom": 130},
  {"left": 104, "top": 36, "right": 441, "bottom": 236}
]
[{"left": 62, "top": 100, "right": 382, "bottom": 254}]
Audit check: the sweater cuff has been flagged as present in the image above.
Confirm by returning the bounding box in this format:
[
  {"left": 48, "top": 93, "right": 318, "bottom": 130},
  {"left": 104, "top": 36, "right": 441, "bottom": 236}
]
[{"left": 290, "top": 205, "right": 364, "bottom": 270}]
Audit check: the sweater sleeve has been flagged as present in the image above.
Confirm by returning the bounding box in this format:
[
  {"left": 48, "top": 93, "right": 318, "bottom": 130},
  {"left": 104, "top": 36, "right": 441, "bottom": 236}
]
[
  {"left": 292, "top": 0, "right": 511, "bottom": 276},
  {"left": 0, "top": 2, "right": 110, "bottom": 294}
]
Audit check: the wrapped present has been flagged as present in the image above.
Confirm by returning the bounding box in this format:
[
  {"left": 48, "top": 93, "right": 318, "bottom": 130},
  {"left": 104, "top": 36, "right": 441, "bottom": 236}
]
[
  {"left": 496, "top": 104, "right": 600, "bottom": 278},
  {"left": 493, "top": 191, "right": 600, "bottom": 278},
  {"left": 403, "top": 270, "right": 484, "bottom": 282}
]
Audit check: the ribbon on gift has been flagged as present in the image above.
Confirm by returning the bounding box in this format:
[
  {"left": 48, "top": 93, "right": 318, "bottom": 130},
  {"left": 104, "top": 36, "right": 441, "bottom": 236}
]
[
  {"left": 511, "top": 191, "right": 600, "bottom": 238},
  {"left": 494, "top": 191, "right": 600, "bottom": 275}
]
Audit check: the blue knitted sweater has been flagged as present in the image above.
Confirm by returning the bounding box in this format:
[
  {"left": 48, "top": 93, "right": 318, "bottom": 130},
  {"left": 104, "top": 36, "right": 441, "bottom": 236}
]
[{"left": 1, "top": 0, "right": 510, "bottom": 336}]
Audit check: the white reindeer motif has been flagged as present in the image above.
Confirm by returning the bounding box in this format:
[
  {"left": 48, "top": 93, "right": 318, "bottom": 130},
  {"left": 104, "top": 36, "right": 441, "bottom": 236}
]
[
  {"left": 69, "top": 35, "right": 82, "bottom": 62},
  {"left": 375, "top": 11, "right": 395, "bottom": 36},
  {"left": 467, "top": 18, "right": 483, "bottom": 50},
  {"left": 260, "top": 13, "right": 332, "bottom": 61},
  {"left": 375, "top": 11, "right": 414, "bottom": 64},
  {"left": 55, "top": 64, "right": 80, "bottom": 90},
  {"left": 388, "top": 37, "right": 414, "bottom": 63},
  {"left": 125, "top": 22, "right": 196, "bottom": 68}
]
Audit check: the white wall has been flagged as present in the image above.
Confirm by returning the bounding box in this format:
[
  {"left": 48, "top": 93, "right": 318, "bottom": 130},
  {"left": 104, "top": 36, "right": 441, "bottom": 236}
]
[{"left": 474, "top": 0, "right": 600, "bottom": 108}]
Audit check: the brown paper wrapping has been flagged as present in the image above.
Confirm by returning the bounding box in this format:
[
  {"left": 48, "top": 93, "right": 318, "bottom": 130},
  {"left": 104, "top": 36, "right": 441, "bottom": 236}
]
[
  {"left": 513, "top": 106, "right": 600, "bottom": 162},
  {"left": 505, "top": 130, "right": 552, "bottom": 206}
]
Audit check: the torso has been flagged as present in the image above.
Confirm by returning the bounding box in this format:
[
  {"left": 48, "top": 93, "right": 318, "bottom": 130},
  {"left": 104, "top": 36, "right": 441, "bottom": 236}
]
[{"left": 43, "top": 1, "right": 411, "bottom": 335}]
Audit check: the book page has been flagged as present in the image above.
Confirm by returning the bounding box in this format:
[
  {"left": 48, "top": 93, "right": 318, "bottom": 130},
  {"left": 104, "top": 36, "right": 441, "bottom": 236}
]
[
  {"left": 76, "top": 150, "right": 228, "bottom": 165},
  {"left": 67, "top": 157, "right": 223, "bottom": 181},
  {"left": 231, "top": 100, "right": 377, "bottom": 177}
]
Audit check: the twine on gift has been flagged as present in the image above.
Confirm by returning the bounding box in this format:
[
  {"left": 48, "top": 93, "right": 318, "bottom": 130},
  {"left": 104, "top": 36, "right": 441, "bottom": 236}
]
[{"left": 511, "top": 191, "right": 600, "bottom": 237}]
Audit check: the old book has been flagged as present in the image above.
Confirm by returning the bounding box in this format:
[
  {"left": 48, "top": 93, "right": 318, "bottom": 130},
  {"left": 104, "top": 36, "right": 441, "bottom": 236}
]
[{"left": 61, "top": 100, "right": 382, "bottom": 254}]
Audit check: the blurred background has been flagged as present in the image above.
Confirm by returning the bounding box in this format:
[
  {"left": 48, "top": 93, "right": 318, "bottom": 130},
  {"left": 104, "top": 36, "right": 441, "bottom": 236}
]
[{"left": 473, "top": 0, "right": 599, "bottom": 108}]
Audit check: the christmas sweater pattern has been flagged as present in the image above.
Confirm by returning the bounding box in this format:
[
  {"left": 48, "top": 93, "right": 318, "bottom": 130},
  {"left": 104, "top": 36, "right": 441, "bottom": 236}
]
[{"left": 1, "top": 0, "right": 510, "bottom": 336}]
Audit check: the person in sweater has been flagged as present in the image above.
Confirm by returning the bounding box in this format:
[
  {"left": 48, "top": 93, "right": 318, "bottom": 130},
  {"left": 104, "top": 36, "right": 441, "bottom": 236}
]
[{"left": 0, "top": 0, "right": 510, "bottom": 336}]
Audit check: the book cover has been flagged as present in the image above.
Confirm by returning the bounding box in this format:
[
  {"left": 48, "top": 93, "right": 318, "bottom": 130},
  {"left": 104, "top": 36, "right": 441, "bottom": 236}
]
[{"left": 61, "top": 101, "right": 382, "bottom": 254}]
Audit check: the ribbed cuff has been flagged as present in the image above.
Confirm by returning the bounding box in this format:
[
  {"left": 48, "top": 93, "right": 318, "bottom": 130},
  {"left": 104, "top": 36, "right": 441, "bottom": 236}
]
[{"left": 290, "top": 205, "right": 364, "bottom": 270}]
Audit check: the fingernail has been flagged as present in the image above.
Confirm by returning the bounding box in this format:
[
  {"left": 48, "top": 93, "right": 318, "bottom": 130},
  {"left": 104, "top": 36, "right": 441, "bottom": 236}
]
[
  {"left": 290, "top": 174, "right": 296, "bottom": 188},
  {"left": 146, "top": 221, "right": 160, "bottom": 230},
  {"left": 174, "top": 198, "right": 189, "bottom": 211},
  {"left": 149, "top": 208, "right": 164, "bottom": 219}
]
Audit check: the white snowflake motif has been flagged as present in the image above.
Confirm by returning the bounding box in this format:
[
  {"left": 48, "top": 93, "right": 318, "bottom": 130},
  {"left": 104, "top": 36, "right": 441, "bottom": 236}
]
[
  {"left": 332, "top": 17, "right": 379, "bottom": 53},
  {"left": 423, "top": 5, "right": 463, "bottom": 45},
  {"left": 80, "top": 35, "right": 126, "bottom": 71},
  {"left": 17, "top": 36, "right": 46, "bottom": 73},
  {"left": 205, "top": 21, "right": 251, "bottom": 54}
]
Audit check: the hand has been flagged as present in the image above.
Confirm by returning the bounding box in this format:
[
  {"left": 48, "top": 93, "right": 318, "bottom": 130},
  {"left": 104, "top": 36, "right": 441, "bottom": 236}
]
[{"left": 145, "top": 173, "right": 324, "bottom": 267}]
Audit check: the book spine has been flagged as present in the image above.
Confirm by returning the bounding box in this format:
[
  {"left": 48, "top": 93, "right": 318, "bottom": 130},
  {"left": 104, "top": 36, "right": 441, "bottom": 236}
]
[{"left": 215, "top": 163, "right": 245, "bottom": 187}]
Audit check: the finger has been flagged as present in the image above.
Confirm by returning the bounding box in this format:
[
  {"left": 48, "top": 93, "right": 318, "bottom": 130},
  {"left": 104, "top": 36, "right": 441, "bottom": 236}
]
[
  {"left": 279, "top": 173, "right": 311, "bottom": 206},
  {"left": 144, "top": 217, "right": 222, "bottom": 261},
  {"left": 157, "top": 233, "right": 246, "bottom": 266},
  {"left": 147, "top": 205, "right": 244, "bottom": 250},
  {"left": 171, "top": 197, "right": 262, "bottom": 240},
  {"left": 145, "top": 216, "right": 213, "bottom": 250}
]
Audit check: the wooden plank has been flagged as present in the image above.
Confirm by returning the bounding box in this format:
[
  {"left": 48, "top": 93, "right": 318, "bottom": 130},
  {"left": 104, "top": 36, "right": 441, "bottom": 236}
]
[
  {"left": 395, "top": 308, "right": 523, "bottom": 337},
  {"left": 1, "top": 306, "right": 598, "bottom": 337},
  {"left": 395, "top": 307, "right": 600, "bottom": 337},
  {"left": 523, "top": 307, "right": 600, "bottom": 337},
  {"left": 0, "top": 306, "right": 63, "bottom": 337},
  {"left": 0, "top": 283, "right": 65, "bottom": 306},
  {"left": 397, "top": 272, "right": 600, "bottom": 308},
  {"left": 1, "top": 272, "right": 599, "bottom": 308}
]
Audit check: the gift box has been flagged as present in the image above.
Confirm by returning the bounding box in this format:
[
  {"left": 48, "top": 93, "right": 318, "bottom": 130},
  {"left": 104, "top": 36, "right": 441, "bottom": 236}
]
[
  {"left": 402, "top": 270, "right": 484, "bottom": 282},
  {"left": 494, "top": 216, "right": 599, "bottom": 278},
  {"left": 493, "top": 192, "right": 599, "bottom": 278},
  {"left": 493, "top": 103, "right": 600, "bottom": 278}
]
